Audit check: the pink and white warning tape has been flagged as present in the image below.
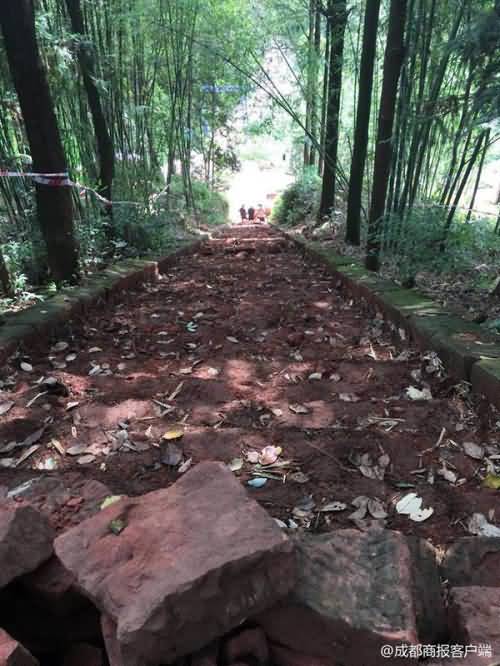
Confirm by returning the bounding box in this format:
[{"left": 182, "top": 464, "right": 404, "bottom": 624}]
[
  {"left": 0, "top": 169, "right": 71, "bottom": 186},
  {"left": 0, "top": 169, "right": 141, "bottom": 206}
]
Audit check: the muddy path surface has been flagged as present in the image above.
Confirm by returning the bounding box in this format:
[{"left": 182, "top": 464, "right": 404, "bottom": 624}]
[{"left": 0, "top": 224, "right": 499, "bottom": 546}]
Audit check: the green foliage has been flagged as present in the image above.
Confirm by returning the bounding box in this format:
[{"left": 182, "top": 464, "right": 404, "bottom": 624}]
[
  {"left": 190, "top": 179, "right": 229, "bottom": 226},
  {"left": 79, "top": 176, "right": 228, "bottom": 264},
  {"left": 2, "top": 213, "right": 49, "bottom": 287},
  {"left": 271, "top": 168, "right": 320, "bottom": 227},
  {"left": 381, "top": 207, "right": 500, "bottom": 280}
]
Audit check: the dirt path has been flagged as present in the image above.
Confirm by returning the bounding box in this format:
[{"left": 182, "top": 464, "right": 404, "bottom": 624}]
[{"left": 0, "top": 224, "right": 498, "bottom": 546}]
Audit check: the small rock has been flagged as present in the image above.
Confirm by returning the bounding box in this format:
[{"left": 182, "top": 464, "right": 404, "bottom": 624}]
[
  {"left": 0, "top": 629, "right": 39, "bottom": 665},
  {"left": 0, "top": 503, "right": 54, "bottom": 589},
  {"left": 66, "top": 497, "right": 84, "bottom": 509},
  {"left": 223, "top": 627, "right": 269, "bottom": 665}
]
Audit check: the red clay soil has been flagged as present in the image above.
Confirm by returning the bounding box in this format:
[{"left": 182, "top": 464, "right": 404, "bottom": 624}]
[{"left": 0, "top": 224, "right": 499, "bottom": 547}]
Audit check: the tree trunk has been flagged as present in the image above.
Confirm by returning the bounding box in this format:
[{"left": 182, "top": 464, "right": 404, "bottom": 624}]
[
  {"left": 309, "top": 0, "right": 322, "bottom": 167},
  {"left": 317, "top": 22, "right": 331, "bottom": 177},
  {"left": 0, "top": 1, "right": 79, "bottom": 284},
  {"left": 0, "top": 248, "right": 12, "bottom": 297},
  {"left": 365, "top": 0, "right": 407, "bottom": 272},
  {"left": 303, "top": 0, "right": 314, "bottom": 168},
  {"left": 318, "top": 0, "right": 347, "bottom": 221},
  {"left": 401, "top": 4, "right": 464, "bottom": 213},
  {"left": 443, "top": 130, "right": 486, "bottom": 236},
  {"left": 345, "top": 0, "right": 381, "bottom": 245},
  {"left": 65, "top": 0, "right": 114, "bottom": 227},
  {"left": 465, "top": 128, "right": 490, "bottom": 224}
]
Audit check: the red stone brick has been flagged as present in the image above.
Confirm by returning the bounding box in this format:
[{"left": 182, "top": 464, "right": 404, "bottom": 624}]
[{"left": 56, "top": 462, "right": 295, "bottom": 666}]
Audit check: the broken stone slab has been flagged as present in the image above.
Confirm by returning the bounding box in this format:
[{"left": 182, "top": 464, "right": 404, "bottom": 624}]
[
  {"left": 5, "top": 477, "right": 111, "bottom": 533},
  {"left": 0, "top": 629, "right": 39, "bottom": 666},
  {"left": 442, "top": 537, "right": 500, "bottom": 587},
  {"left": 0, "top": 503, "right": 54, "bottom": 589},
  {"left": 55, "top": 461, "right": 296, "bottom": 666},
  {"left": 255, "top": 528, "right": 446, "bottom": 666},
  {"left": 448, "top": 586, "right": 500, "bottom": 666}
]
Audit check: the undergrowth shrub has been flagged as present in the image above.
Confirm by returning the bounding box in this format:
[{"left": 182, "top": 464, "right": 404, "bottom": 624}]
[
  {"left": 79, "top": 175, "right": 228, "bottom": 261},
  {"left": 380, "top": 206, "right": 500, "bottom": 280},
  {"left": 1, "top": 176, "right": 228, "bottom": 302},
  {"left": 190, "top": 179, "right": 229, "bottom": 227},
  {"left": 272, "top": 168, "right": 320, "bottom": 227}
]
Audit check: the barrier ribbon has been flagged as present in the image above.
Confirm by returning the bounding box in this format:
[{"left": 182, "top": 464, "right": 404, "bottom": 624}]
[
  {"left": 0, "top": 169, "right": 69, "bottom": 180},
  {"left": 0, "top": 168, "right": 165, "bottom": 208}
]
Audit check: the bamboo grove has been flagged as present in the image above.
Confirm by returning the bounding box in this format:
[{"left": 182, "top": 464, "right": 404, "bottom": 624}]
[
  {"left": 0, "top": 0, "right": 500, "bottom": 294},
  {"left": 0, "top": 0, "right": 257, "bottom": 290},
  {"left": 273, "top": 0, "right": 500, "bottom": 272}
]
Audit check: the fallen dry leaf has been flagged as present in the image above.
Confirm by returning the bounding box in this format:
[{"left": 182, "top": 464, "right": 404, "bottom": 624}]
[
  {"left": 483, "top": 474, "right": 500, "bottom": 490},
  {"left": 339, "top": 392, "right": 360, "bottom": 403},
  {"left": 22, "top": 427, "right": 45, "bottom": 448},
  {"left": 308, "top": 372, "right": 322, "bottom": 381},
  {"left": 349, "top": 496, "right": 369, "bottom": 521},
  {"left": 437, "top": 464, "right": 458, "bottom": 484},
  {"left": 161, "top": 442, "right": 183, "bottom": 466},
  {"left": 168, "top": 381, "right": 184, "bottom": 401},
  {"left": 246, "top": 450, "right": 260, "bottom": 464},
  {"left": 259, "top": 445, "right": 282, "bottom": 465},
  {"left": 319, "top": 501, "right": 347, "bottom": 513},
  {"left": 178, "top": 458, "right": 192, "bottom": 474},
  {"left": 16, "top": 445, "right": 40, "bottom": 466},
  {"left": 228, "top": 457, "right": 244, "bottom": 472},
  {"left": 0, "top": 401, "right": 14, "bottom": 416},
  {"left": 406, "top": 386, "right": 432, "bottom": 401},
  {"left": 66, "top": 444, "right": 89, "bottom": 456},
  {"left": 462, "top": 441, "right": 484, "bottom": 460},
  {"left": 367, "top": 498, "right": 388, "bottom": 519},
  {"left": 289, "top": 403, "right": 310, "bottom": 415},
  {"left": 468, "top": 512, "right": 500, "bottom": 537},
  {"left": 52, "top": 341, "right": 69, "bottom": 353},
  {"left": 396, "top": 492, "right": 434, "bottom": 522},
  {"left": 162, "top": 429, "right": 184, "bottom": 441}
]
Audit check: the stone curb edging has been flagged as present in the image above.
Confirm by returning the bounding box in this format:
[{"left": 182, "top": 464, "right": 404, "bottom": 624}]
[
  {"left": 283, "top": 230, "right": 500, "bottom": 410},
  {"left": 0, "top": 238, "right": 203, "bottom": 366}
]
